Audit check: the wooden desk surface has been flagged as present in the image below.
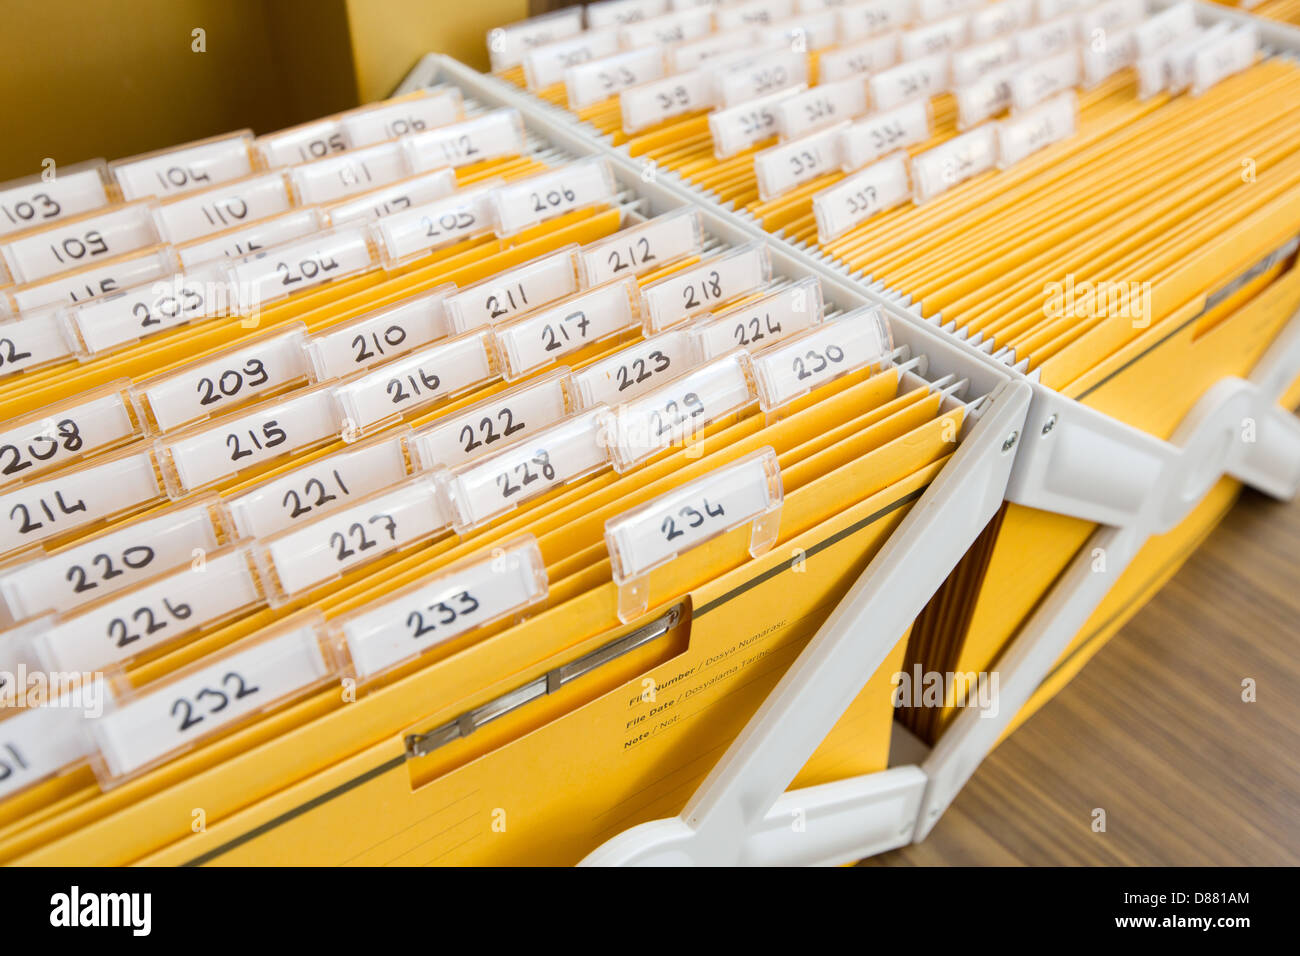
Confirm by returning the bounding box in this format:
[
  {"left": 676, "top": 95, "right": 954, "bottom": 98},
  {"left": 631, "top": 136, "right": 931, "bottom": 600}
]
[{"left": 870, "top": 489, "right": 1300, "bottom": 866}]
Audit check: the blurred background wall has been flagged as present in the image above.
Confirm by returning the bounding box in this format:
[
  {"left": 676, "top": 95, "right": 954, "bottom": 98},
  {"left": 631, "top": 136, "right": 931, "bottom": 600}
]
[{"left": 0, "top": 0, "right": 530, "bottom": 182}]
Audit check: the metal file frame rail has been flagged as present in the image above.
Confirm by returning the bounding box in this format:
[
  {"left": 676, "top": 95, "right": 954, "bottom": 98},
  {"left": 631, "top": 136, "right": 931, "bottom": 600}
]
[{"left": 400, "top": 51, "right": 1300, "bottom": 866}]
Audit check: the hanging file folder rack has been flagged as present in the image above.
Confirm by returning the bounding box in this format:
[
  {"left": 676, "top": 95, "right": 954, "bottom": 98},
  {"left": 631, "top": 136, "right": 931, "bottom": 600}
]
[
  {"left": 0, "top": 57, "right": 1033, "bottom": 867},
  {"left": 400, "top": 0, "right": 1300, "bottom": 864}
]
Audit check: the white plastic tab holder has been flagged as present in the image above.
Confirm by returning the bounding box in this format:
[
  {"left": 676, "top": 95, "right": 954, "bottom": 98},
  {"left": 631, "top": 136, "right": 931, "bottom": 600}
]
[
  {"left": 339, "top": 87, "right": 465, "bottom": 147},
  {"left": 955, "top": 63, "right": 1019, "bottom": 129},
  {"left": 606, "top": 446, "right": 783, "bottom": 622},
  {"left": 410, "top": 369, "right": 574, "bottom": 472},
  {"left": 709, "top": 86, "right": 806, "bottom": 159},
  {"left": 0, "top": 311, "right": 75, "bottom": 380},
  {"left": 869, "top": 53, "right": 951, "bottom": 112},
  {"left": 587, "top": 0, "right": 668, "bottom": 28},
  {"left": 153, "top": 171, "right": 293, "bottom": 244},
  {"left": 813, "top": 153, "right": 911, "bottom": 243},
  {"left": 840, "top": 100, "right": 932, "bottom": 172},
  {"left": 1134, "top": 1, "right": 1194, "bottom": 57},
  {"left": 0, "top": 683, "right": 107, "bottom": 801},
  {"left": 604, "top": 351, "right": 757, "bottom": 472},
  {"left": 228, "top": 226, "right": 379, "bottom": 313},
  {"left": 222, "top": 429, "right": 412, "bottom": 540},
  {"left": 837, "top": 0, "right": 912, "bottom": 40},
  {"left": 60, "top": 262, "right": 233, "bottom": 358},
  {"left": 751, "top": 306, "right": 892, "bottom": 413},
  {"left": 402, "top": 109, "right": 527, "bottom": 170},
  {"left": 0, "top": 495, "right": 227, "bottom": 626},
  {"left": 713, "top": 48, "right": 809, "bottom": 108},
  {"left": 488, "top": 8, "right": 584, "bottom": 72},
  {"left": 754, "top": 123, "right": 846, "bottom": 202},
  {"left": 951, "top": 37, "right": 1017, "bottom": 87},
  {"left": 154, "top": 382, "right": 339, "bottom": 496},
  {"left": 0, "top": 448, "right": 165, "bottom": 556},
  {"left": 33, "top": 544, "right": 264, "bottom": 673},
  {"left": 997, "top": 90, "right": 1077, "bottom": 169},
  {"left": 691, "top": 277, "right": 823, "bottom": 359},
  {"left": 774, "top": 78, "right": 869, "bottom": 141},
  {"left": 619, "top": 6, "right": 711, "bottom": 47},
  {"left": 971, "top": 0, "right": 1031, "bottom": 41},
  {"left": 322, "top": 167, "right": 458, "bottom": 227},
  {"left": 716, "top": 0, "right": 796, "bottom": 31},
  {"left": 175, "top": 208, "right": 325, "bottom": 269},
  {"left": 1191, "top": 24, "right": 1256, "bottom": 97},
  {"left": 436, "top": 407, "right": 610, "bottom": 533},
  {"left": 1015, "top": 16, "right": 1077, "bottom": 61},
  {"left": 331, "top": 329, "right": 498, "bottom": 439},
  {"left": 495, "top": 277, "right": 640, "bottom": 379},
  {"left": 620, "top": 69, "right": 714, "bottom": 134},
  {"left": 253, "top": 474, "right": 448, "bottom": 604},
  {"left": 254, "top": 118, "right": 347, "bottom": 168},
  {"left": 131, "top": 323, "right": 313, "bottom": 433},
  {"left": 572, "top": 329, "right": 700, "bottom": 408},
  {"left": 523, "top": 29, "right": 621, "bottom": 90},
  {"left": 911, "top": 126, "right": 998, "bottom": 204},
  {"left": 0, "top": 160, "right": 112, "bottom": 238},
  {"left": 8, "top": 246, "right": 179, "bottom": 314},
  {"left": 336, "top": 536, "right": 548, "bottom": 681},
  {"left": 0, "top": 200, "right": 162, "bottom": 285},
  {"left": 111, "top": 131, "right": 255, "bottom": 201},
  {"left": 444, "top": 245, "right": 580, "bottom": 334},
  {"left": 1009, "top": 50, "right": 1080, "bottom": 113},
  {"left": 371, "top": 181, "right": 499, "bottom": 267},
  {"left": 640, "top": 242, "right": 772, "bottom": 333},
  {"left": 817, "top": 34, "right": 900, "bottom": 83},
  {"left": 0, "top": 379, "right": 142, "bottom": 489},
  {"left": 577, "top": 207, "right": 703, "bottom": 288},
  {"left": 286, "top": 141, "right": 411, "bottom": 206},
  {"left": 566, "top": 47, "right": 666, "bottom": 111},
  {"left": 900, "top": 14, "right": 968, "bottom": 61},
  {"left": 90, "top": 613, "right": 338, "bottom": 784},
  {"left": 304, "top": 283, "right": 453, "bottom": 381},
  {"left": 489, "top": 159, "right": 618, "bottom": 237}
]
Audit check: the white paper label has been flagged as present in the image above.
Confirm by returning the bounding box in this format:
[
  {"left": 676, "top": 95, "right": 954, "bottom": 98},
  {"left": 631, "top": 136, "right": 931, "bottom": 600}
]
[
  {"left": 497, "top": 279, "right": 638, "bottom": 377},
  {"left": 230, "top": 228, "right": 376, "bottom": 312},
  {"left": 692, "top": 279, "right": 822, "bottom": 358},
  {"left": 716, "top": 0, "right": 795, "bottom": 30},
  {"left": 619, "top": 7, "right": 712, "bottom": 46},
  {"left": 607, "top": 451, "right": 777, "bottom": 577},
  {"left": 340, "top": 89, "right": 464, "bottom": 147},
  {"left": 751, "top": 310, "right": 887, "bottom": 409},
  {"left": 333, "top": 331, "right": 495, "bottom": 432},
  {"left": 113, "top": 135, "right": 254, "bottom": 201},
  {"left": 224, "top": 435, "right": 409, "bottom": 540},
  {"left": 607, "top": 353, "right": 754, "bottom": 469},
  {"left": 155, "top": 173, "right": 292, "bottom": 244},
  {"left": 813, "top": 153, "right": 911, "bottom": 242},
  {"left": 70, "top": 266, "right": 230, "bottom": 355},
  {"left": 0, "top": 451, "right": 161, "bottom": 555},
  {"left": 1, "top": 203, "right": 159, "bottom": 285},
  {"left": 524, "top": 29, "right": 622, "bottom": 90},
  {"left": 261, "top": 477, "right": 446, "bottom": 597},
  {"left": 342, "top": 541, "right": 546, "bottom": 678},
  {"left": 838, "top": 0, "right": 914, "bottom": 41},
  {"left": 1015, "top": 17, "right": 1078, "bottom": 61},
  {"left": 910, "top": 125, "right": 998, "bottom": 202},
  {"left": 816, "top": 34, "right": 900, "bottom": 83},
  {"left": 573, "top": 330, "right": 697, "bottom": 407},
  {"left": 0, "top": 694, "right": 100, "bottom": 799},
  {"left": 588, "top": 0, "right": 670, "bottom": 28},
  {"left": 0, "top": 312, "right": 73, "bottom": 380},
  {"left": 709, "top": 86, "right": 805, "bottom": 159},
  {"left": 755, "top": 123, "right": 845, "bottom": 200},
  {"left": 0, "top": 168, "right": 110, "bottom": 238},
  {"left": 175, "top": 209, "right": 322, "bottom": 270},
  {"left": 412, "top": 374, "right": 570, "bottom": 471},
  {"left": 1082, "top": 28, "right": 1137, "bottom": 88},
  {"left": 162, "top": 388, "right": 338, "bottom": 494},
  {"left": 997, "top": 90, "right": 1077, "bottom": 167},
  {"left": 324, "top": 167, "right": 458, "bottom": 227},
  {"left": 900, "top": 15, "right": 968, "bottom": 60},
  {"left": 490, "top": 159, "right": 615, "bottom": 237},
  {"left": 578, "top": 208, "right": 702, "bottom": 287},
  {"left": 918, "top": 0, "right": 980, "bottom": 20},
  {"left": 307, "top": 288, "right": 450, "bottom": 382},
  {"left": 1192, "top": 25, "right": 1256, "bottom": 96},
  {"left": 841, "top": 100, "right": 931, "bottom": 171},
  {"left": 713, "top": 49, "right": 809, "bottom": 108},
  {"left": 970, "top": 0, "right": 1032, "bottom": 41},
  {"left": 256, "top": 120, "right": 347, "bottom": 168},
  {"left": 37, "top": 548, "right": 261, "bottom": 672},
  {"left": 952, "top": 37, "right": 1018, "bottom": 87},
  {"left": 0, "top": 389, "right": 135, "bottom": 485},
  {"left": 642, "top": 244, "right": 771, "bottom": 331},
  {"left": 0, "top": 502, "right": 222, "bottom": 624},
  {"left": 1079, "top": 0, "right": 1145, "bottom": 38},
  {"left": 140, "top": 326, "right": 311, "bottom": 432},
  {"left": 1134, "top": 1, "right": 1194, "bottom": 57},
  {"left": 10, "top": 249, "right": 174, "bottom": 313},
  {"left": 566, "top": 47, "right": 666, "bottom": 111},
  {"left": 441, "top": 408, "right": 608, "bottom": 530},
  {"left": 869, "top": 53, "right": 951, "bottom": 111},
  {"left": 668, "top": 33, "right": 754, "bottom": 72},
  {"left": 620, "top": 69, "right": 715, "bottom": 133},
  {"left": 445, "top": 249, "right": 579, "bottom": 333},
  {"left": 404, "top": 110, "right": 525, "bottom": 170},
  {"left": 775, "top": 79, "right": 869, "bottom": 141},
  {"left": 374, "top": 184, "right": 497, "bottom": 265},
  {"left": 488, "top": 9, "right": 584, "bottom": 72},
  {"left": 93, "top": 622, "right": 329, "bottom": 778},
  {"left": 1010, "top": 51, "right": 1080, "bottom": 112},
  {"left": 955, "top": 64, "right": 1019, "bottom": 128},
  {"left": 288, "top": 141, "right": 409, "bottom": 206}
]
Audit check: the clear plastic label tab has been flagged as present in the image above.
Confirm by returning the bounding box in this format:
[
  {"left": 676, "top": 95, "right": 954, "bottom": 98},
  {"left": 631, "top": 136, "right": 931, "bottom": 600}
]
[
  {"left": 813, "top": 153, "right": 911, "bottom": 242},
  {"left": 750, "top": 306, "right": 892, "bottom": 411},
  {"left": 577, "top": 207, "right": 703, "bottom": 287},
  {"left": 640, "top": 242, "right": 772, "bottom": 332},
  {"left": 495, "top": 277, "right": 639, "bottom": 378},
  {"left": 490, "top": 159, "right": 617, "bottom": 237}
]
